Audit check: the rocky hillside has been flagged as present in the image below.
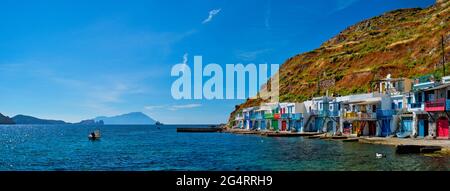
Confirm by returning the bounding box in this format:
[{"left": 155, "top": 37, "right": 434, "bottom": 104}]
[{"left": 229, "top": 1, "right": 449, "bottom": 125}]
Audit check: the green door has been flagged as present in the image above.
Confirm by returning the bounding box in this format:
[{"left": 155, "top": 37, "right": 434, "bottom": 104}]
[{"left": 272, "top": 120, "right": 279, "bottom": 131}]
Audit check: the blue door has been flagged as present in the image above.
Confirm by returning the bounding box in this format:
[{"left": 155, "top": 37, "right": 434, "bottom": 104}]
[
  {"left": 418, "top": 119, "right": 428, "bottom": 137},
  {"left": 314, "top": 118, "right": 322, "bottom": 132},
  {"left": 294, "top": 121, "right": 302, "bottom": 132},
  {"left": 401, "top": 118, "right": 413, "bottom": 133},
  {"left": 381, "top": 119, "right": 391, "bottom": 137}
]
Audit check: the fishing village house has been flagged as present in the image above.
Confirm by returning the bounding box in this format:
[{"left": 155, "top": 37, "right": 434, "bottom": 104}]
[
  {"left": 401, "top": 75, "right": 437, "bottom": 138},
  {"left": 278, "top": 102, "right": 303, "bottom": 132},
  {"left": 422, "top": 76, "right": 450, "bottom": 138},
  {"left": 232, "top": 74, "right": 450, "bottom": 140},
  {"left": 303, "top": 96, "right": 340, "bottom": 134}
]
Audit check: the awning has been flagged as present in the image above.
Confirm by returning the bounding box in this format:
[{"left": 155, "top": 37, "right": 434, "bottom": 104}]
[
  {"left": 342, "top": 100, "right": 365, "bottom": 104},
  {"left": 423, "top": 83, "right": 450, "bottom": 91}
]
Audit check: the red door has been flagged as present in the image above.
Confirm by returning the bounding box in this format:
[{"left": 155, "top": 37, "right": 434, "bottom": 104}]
[
  {"left": 437, "top": 117, "right": 449, "bottom": 138},
  {"left": 282, "top": 121, "right": 287, "bottom": 131}
]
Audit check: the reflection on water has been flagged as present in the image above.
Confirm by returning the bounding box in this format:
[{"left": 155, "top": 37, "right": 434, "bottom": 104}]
[{"left": 0, "top": 125, "right": 448, "bottom": 171}]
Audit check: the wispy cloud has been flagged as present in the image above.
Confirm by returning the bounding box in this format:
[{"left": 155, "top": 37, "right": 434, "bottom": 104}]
[
  {"left": 236, "top": 48, "right": 272, "bottom": 61},
  {"left": 145, "top": 104, "right": 202, "bottom": 111},
  {"left": 171, "top": 104, "right": 202, "bottom": 110},
  {"left": 202, "top": 9, "right": 221, "bottom": 24},
  {"left": 334, "top": 0, "right": 359, "bottom": 12}
]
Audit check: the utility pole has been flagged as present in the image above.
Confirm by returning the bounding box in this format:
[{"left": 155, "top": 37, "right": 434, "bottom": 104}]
[{"left": 442, "top": 35, "right": 446, "bottom": 76}]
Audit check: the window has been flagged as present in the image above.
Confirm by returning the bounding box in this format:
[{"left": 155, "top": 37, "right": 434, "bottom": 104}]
[
  {"left": 398, "top": 102, "right": 403, "bottom": 109},
  {"left": 417, "top": 92, "right": 422, "bottom": 103},
  {"left": 392, "top": 103, "right": 396, "bottom": 110}
]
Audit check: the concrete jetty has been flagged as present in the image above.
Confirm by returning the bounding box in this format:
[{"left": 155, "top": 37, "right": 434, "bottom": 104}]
[{"left": 177, "top": 127, "right": 223, "bottom": 133}]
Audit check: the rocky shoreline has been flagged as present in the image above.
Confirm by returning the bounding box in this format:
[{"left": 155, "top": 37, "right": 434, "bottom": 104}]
[{"left": 222, "top": 128, "right": 450, "bottom": 155}]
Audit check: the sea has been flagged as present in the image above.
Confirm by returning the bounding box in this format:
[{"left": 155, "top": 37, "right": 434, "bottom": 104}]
[{"left": 0, "top": 125, "right": 448, "bottom": 171}]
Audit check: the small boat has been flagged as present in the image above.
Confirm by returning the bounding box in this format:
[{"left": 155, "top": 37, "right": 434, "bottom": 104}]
[
  {"left": 396, "top": 131, "right": 411, "bottom": 138},
  {"left": 88, "top": 130, "right": 101, "bottom": 141},
  {"left": 376, "top": 153, "right": 385, "bottom": 159}
]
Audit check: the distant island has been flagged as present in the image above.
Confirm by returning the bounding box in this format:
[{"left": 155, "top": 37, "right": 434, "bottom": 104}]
[
  {"left": 0, "top": 112, "right": 157, "bottom": 125},
  {"left": 94, "top": 112, "right": 156, "bottom": 125},
  {"left": 0, "top": 113, "right": 15, "bottom": 124},
  {"left": 12, "top": 115, "right": 68, "bottom": 125}
]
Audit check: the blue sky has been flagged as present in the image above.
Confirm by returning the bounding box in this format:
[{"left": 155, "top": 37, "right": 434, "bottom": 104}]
[{"left": 0, "top": 0, "right": 435, "bottom": 124}]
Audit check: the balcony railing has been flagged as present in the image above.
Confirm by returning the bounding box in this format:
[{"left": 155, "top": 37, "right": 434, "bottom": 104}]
[
  {"left": 319, "top": 110, "right": 340, "bottom": 117},
  {"left": 376, "top": 109, "right": 394, "bottom": 117},
  {"left": 409, "top": 103, "right": 423, "bottom": 109},
  {"left": 281, "top": 114, "right": 289, "bottom": 119},
  {"left": 344, "top": 112, "right": 376, "bottom": 120},
  {"left": 425, "top": 98, "right": 446, "bottom": 112},
  {"left": 264, "top": 113, "right": 273, "bottom": 119},
  {"left": 344, "top": 112, "right": 357, "bottom": 119}
]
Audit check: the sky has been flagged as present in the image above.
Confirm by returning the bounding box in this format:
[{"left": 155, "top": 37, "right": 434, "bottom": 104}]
[{"left": 0, "top": 0, "right": 435, "bottom": 124}]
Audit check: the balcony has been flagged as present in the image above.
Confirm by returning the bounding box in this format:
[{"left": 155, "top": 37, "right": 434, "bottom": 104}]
[
  {"left": 273, "top": 114, "right": 281, "bottom": 120},
  {"left": 318, "top": 110, "right": 328, "bottom": 117},
  {"left": 290, "top": 113, "right": 303, "bottom": 120},
  {"left": 425, "top": 98, "right": 446, "bottom": 112},
  {"left": 319, "top": 110, "right": 340, "bottom": 117},
  {"left": 344, "top": 112, "right": 357, "bottom": 119},
  {"left": 264, "top": 113, "right": 274, "bottom": 119},
  {"left": 359, "top": 112, "right": 377, "bottom": 119},
  {"left": 281, "top": 113, "right": 289, "bottom": 119},
  {"left": 254, "top": 113, "right": 263, "bottom": 120},
  {"left": 376, "top": 109, "right": 394, "bottom": 118},
  {"left": 446, "top": 100, "right": 450, "bottom": 111}
]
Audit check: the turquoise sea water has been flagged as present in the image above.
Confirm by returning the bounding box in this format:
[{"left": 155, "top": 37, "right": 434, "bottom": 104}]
[{"left": 0, "top": 125, "right": 448, "bottom": 171}]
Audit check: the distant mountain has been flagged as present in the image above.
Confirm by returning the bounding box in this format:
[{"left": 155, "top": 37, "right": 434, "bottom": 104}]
[
  {"left": 0, "top": 113, "right": 15, "bottom": 124},
  {"left": 12, "top": 115, "right": 68, "bottom": 125},
  {"left": 94, "top": 112, "right": 156, "bottom": 125}
]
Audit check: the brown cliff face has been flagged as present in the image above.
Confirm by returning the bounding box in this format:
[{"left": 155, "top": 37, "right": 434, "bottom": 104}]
[{"left": 228, "top": 2, "right": 449, "bottom": 126}]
